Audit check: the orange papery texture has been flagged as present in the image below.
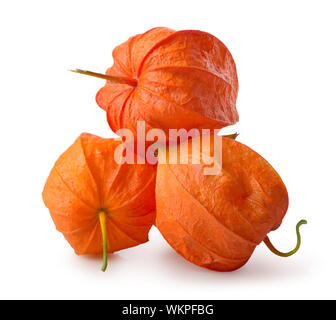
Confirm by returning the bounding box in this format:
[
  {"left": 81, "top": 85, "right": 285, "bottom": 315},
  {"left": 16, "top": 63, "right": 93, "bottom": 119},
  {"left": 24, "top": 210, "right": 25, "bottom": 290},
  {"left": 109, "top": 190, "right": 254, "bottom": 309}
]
[
  {"left": 156, "top": 135, "right": 289, "bottom": 271},
  {"left": 96, "top": 27, "right": 239, "bottom": 141},
  {"left": 42, "top": 133, "right": 156, "bottom": 255}
]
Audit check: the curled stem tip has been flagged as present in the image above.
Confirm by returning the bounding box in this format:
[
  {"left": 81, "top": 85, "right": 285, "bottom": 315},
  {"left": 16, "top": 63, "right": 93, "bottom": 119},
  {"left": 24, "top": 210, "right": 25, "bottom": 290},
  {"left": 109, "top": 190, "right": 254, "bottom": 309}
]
[
  {"left": 263, "top": 219, "right": 307, "bottom": 257},
  {"left": 69, "top": 68, "right": 137, "bottom": 86},
  {"left": 98, "top": 211, "right": 108, "bottom": 272}
]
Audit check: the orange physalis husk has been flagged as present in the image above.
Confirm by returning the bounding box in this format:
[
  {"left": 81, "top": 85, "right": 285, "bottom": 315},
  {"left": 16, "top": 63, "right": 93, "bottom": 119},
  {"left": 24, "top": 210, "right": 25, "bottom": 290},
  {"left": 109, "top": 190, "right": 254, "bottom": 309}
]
[
  {"left": 71, "top": 27, "right": 238, "bottom": 145},
  {"left": 156, "top": 135, "right": 306, "bottom": 272},
  {"left": 42, "top": 133, "right": 156, "bottom": 271}
]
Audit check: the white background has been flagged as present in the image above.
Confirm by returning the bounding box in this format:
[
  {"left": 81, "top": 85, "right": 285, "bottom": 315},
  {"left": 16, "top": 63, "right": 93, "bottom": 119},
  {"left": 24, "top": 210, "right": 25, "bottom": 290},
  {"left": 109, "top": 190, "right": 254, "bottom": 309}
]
[{"left": 0, "top": 0, "right": 335, "bottom": 299}]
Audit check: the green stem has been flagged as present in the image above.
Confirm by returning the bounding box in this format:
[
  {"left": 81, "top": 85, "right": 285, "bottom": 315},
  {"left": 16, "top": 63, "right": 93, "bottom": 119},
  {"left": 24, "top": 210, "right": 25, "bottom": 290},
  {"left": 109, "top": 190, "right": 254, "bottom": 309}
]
[
  {"left": 98, "top": 211, "right": 108, "bottom": 271},
  {"left": 69, "top": 69, "right": 137, "bottom": 87},
  {"left": 263, "top": 219, "right": 307, "bottom": 257}
]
